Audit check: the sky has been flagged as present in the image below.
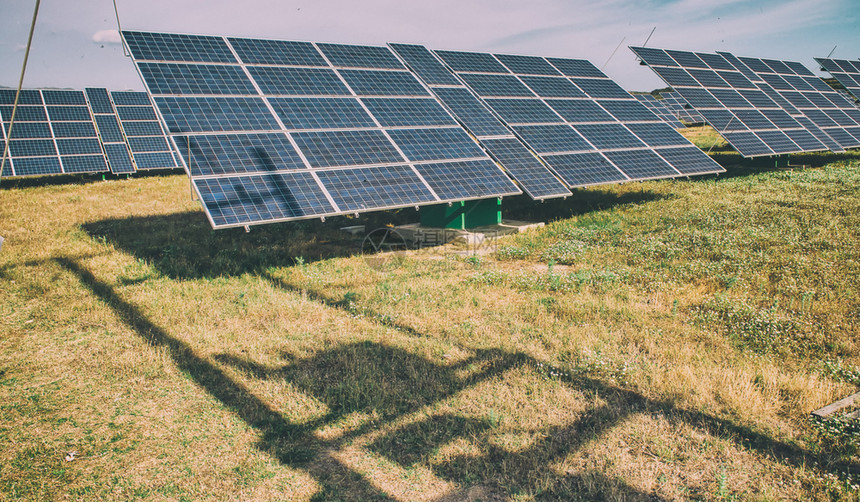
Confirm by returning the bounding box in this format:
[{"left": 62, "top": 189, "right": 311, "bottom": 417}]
[{"left": 0, "top": 0, "right": 858, "bottom": 93}]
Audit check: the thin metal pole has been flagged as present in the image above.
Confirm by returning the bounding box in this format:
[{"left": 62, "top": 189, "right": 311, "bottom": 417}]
[
  {"left": 1, "top": 0, "right": 41, "bottom": 182},
  {"left": 113, "top": 0, "right": 130, "bottom": 57},
  {"left": 602, "top": 37, "right": 626, "bottom": 70},
  {"left": 642, "top": 27, "right": 657, "bottom": 47}
]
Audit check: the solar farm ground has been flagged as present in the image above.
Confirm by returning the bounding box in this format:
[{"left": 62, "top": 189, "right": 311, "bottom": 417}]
[{"left": 2, "top": 146, "right": 860, "bottom": 500}]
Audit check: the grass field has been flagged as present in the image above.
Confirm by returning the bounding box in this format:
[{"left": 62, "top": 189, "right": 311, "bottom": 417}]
[{"left": 2, "top": 145, "right": 860, "bottom": 500}]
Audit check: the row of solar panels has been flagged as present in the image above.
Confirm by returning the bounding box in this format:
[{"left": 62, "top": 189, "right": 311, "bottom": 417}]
[
  {"left": 0, "top": 88, "right": 178, "bottom": 177},
  {"left": 631, "top": 47, "right": 860, "bottom": 157},
  {"left": 120, "top": 31, "right": 726, "bottom": 229}
]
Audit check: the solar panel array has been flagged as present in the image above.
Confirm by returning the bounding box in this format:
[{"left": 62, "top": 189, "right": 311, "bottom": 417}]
[
  {"left": 0, "top": 89, "right": 108, "bottom": 177},
  {"left": 659, "top": 91, "right": 705, "bottom": 124},
  {"left": 816, "top": 58, "right": 860, "bottom": 103},
  {"left": 85, "top": 87, "right": 135, "bottom": 174},
  {"left": 631, "top": 47, "right": 860, "bottom": 157},
  {"left": 722, "top": 52, "right": 860, "bottom": 152},
  {"left": 1, "top": 87, "right": 181, "bottom": 178},
  {"left": 122, "top": 31, "right": 522, "bottom": 228},
  {"left": 389, "top": 43, "right": 572, "bottom": 199},
  {"left": 110, "top": 91, "right": 179, "bottom": 170},
  {"left": 424, "top": 47, "right": 723, "bottom": 185},
  {"left": 634, "top": 94, "right": 685, "bottom": 127}
]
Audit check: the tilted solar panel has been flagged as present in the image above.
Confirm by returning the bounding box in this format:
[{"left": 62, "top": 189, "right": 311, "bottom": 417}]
[
  {"left": 1, "top": 89, "right": 108, "bottom": 177},
  {"left": 85, "top": 88, "right": 135, "bottom": 174},
  {"left": 123, "top": 31, "right": 521, "bottom": 228},
  {"left": 428, "top": 48, "right": 722, "bottom": 182},
  {"left": 389, "top": 43, "right": 572, "bottom": 199},
  {"left": 632, "top": 45, "right": 859, "bottom": 157}
]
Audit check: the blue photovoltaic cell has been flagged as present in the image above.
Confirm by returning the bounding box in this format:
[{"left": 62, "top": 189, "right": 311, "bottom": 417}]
[
  {"left": 696, "top": 52, "right": 735, "bottom": 71},
  {"left": 292, "top": 129, "right": 402, "bottom": 167},
  {"left": 42, "top": 90, "right": 86, "bottom": 105},
  {"left": 315, "top": 165, "right": 436, "bottom": 211},
  {"left": 269, "top": 97, "right": 375, "bottom": 129},
  {"left": 546, "top": 58, "right": 606, "bottom": 77},
  {"left": 9, "top": 157, "right": 62, "bottom": 176},
  {"left": 753, "top": 131, "right": 799, "bottom": 153},
  {"left": 128, "top": 136, "right": 170, "bottom": 152},
  {"left": 339, "top": 69, "right": 429, "bottom": 96},
  {"left": 667, "top": 50, "right": 708, "bottom": 68},
  {"left": 361, "top": 98, "right": 457, "bottom": 127},
  {"left": 0, "top": 106, "right": 47, "bottom": 122},
  {"left": 154, "top": 97, "right": 280, "bottom": 132},
  {"left": 9, "top": 139, "right": 56, "bottom": 157},
  {"left": 116, "top": 106, "right": 158, "bottom": 121},
  {"left": 485, "top": 98, "right": 562, "bottom": 124},
  {"left": 104, "top": 143, "right": 135, "bottom": 173},
  {"left": 0, "top": 89, "right": 43, "bottom": 104},
  {"left": 572, "top": 123, "right": 646, "bottom": 150},
  {"left": 56, "top": 138, "right": 102, "bottom": 155},
  {"left": 387, "top": 43, "right": 462, "bottom": 86},
  {"left": 495, "top": 54, "right": 561, "bottom": 76},
  {"left": 625, "top": 122, "right": 688, "bottom": 147},
  {"left": 317, "top": 43, "right": 404, "bottom": 69},
  {"left": 61, "top": 155, "right": 107, "bottom": 173},
  {"left": 94, "top": 115, "right": 125, "bottom": 143},
  {"left": 698, "top": 109, "right": 748, "bottom": 132},
  {"left": 247, "top": 67, "right": 350, "bottom": 96},
  {"left": 123, "top": 31, "right": 237, "bottom": 63},
  {"left": 603, "top": 149, "right": 679, "bottom": 179},
  {"left": 229, "top": 37, "right": 327, "bottom": 66},
  {"left": 654, "top": 147, "right": 723, "bottom": 175},
  {"left": 415, "top": 159, "right": 520, "bottom": 200},
  {"left": 519, "top": 76, "right": 586, "bottom": 98},
  {"left": 111, "top": 91, "right": 152, "bottom": 106},
  {"left": 47, "top": 106, "right": 92, "bottom": 122},
  {"left": 628, "top": 47, "right": 678, "bottom": 67},
  {"left": 85, "top": 87, "right": 114, "bottom": 114},
  {"left": 193, "top": 172, "right": 337, "bottom": 227},
  {"left": 133, "top": 152, "right": 178, "bottom": 169},
  {"left": 511, "top": 124, "right": 592, "bottom": 153},
  {"left": 120, "top": 121, "right": 165, "bottom": 136},
  {"left": 435, "top": 50, "right": 508, "bottom": 73},
  {"left": 688, "top": 69, "right": 730, "bottom": 88},
  {"left": 779, "top": 129, "right": 824, "bottom": 151},
  {"left": 541, "top": 152, "right": 627, "bottom": 186},
  {"left": 458, "top": 73, "right": 534, "bottom": 97},
  {"left": 651, "top": 66, "right": 699, "bottom": 87},
  {"left": 674, "top": 88, "right": 722, "bottom": 108},
  {"left": 3, "top": 122, "right": 53, "bottom": 138},
  {"left": 479, "top": 137, "right": 571, "bottom": 199},
  {"left": 432, "top": 87, "right": 510, "bottom": 137},
  {"left": 387, "top": 127, "right": 485, "bottom": 162},
  {"left": 546, "top": 99, "right": 615, "bottom": 123},
  {"left": 710, "top": 89, "right": 752, "bottom": 108},
  {"left": 597, "top": 100, "right": 658, "bottom": 122},
  {"left": 717, "top": 71, "right": 756, "bottom": 89},
  {"left": 721, "top": 132, "right": 773, "bottom": 156},
  {"left": 51, "top": 122, "right": 98, "bottom": 138},
  {"left": 175, "top": 133, "right": 305, "bottom": 176},
  {"left": 138, "top": 63, "right": 257, "bottom": 95},
  {"left": 571, "top": 78, "right": 630, "bottom": 99}
]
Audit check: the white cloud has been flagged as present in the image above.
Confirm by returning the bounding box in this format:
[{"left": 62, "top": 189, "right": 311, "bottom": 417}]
[{"left": 91, "top": 29, "right": 121, "bottom": 45}]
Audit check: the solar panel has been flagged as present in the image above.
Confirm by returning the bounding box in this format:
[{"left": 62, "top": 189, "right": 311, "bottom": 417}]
[
  {"left": 1, "top": 89, "right": 108, "bottom": 177},
  {"left": 724, "top": 52, "right": 860, "bottom": 151},
  {"left": 85, "top": 88, "right": 135, "bottom": 174},
  {"left": 428, "top": 48, "right": 721, "bottom": 183},
  {"left": 631, "top": 46, "right": 843, "bottom": 157},
  {"left": 110, "top": 91, "right": 181, "bottom": 170},
  {"left": 634, "top": 94, "right": 685, "bottom": 128},
  {"left": 816, "top": 58, "right": 860, "bottom": 105},
  {"left": 389, "top": 43, "right": 571, "bottom": 199},
  {"left": 124, "top": 31, "right": 520, "bottom": 228}
]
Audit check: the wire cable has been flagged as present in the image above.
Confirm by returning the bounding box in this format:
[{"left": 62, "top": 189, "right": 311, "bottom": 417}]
[{"left": 1, "top": 0, "right": 41, "bottom": 182}]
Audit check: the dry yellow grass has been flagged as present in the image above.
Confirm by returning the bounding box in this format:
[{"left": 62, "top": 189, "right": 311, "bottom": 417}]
[{"left": 1, "top": 161, "right": 859, "bottom": 500}]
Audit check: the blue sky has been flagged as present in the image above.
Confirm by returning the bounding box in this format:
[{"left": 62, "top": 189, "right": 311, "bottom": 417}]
[{"left": 1, "top": 0, "right": 857, "bottom": 92}]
